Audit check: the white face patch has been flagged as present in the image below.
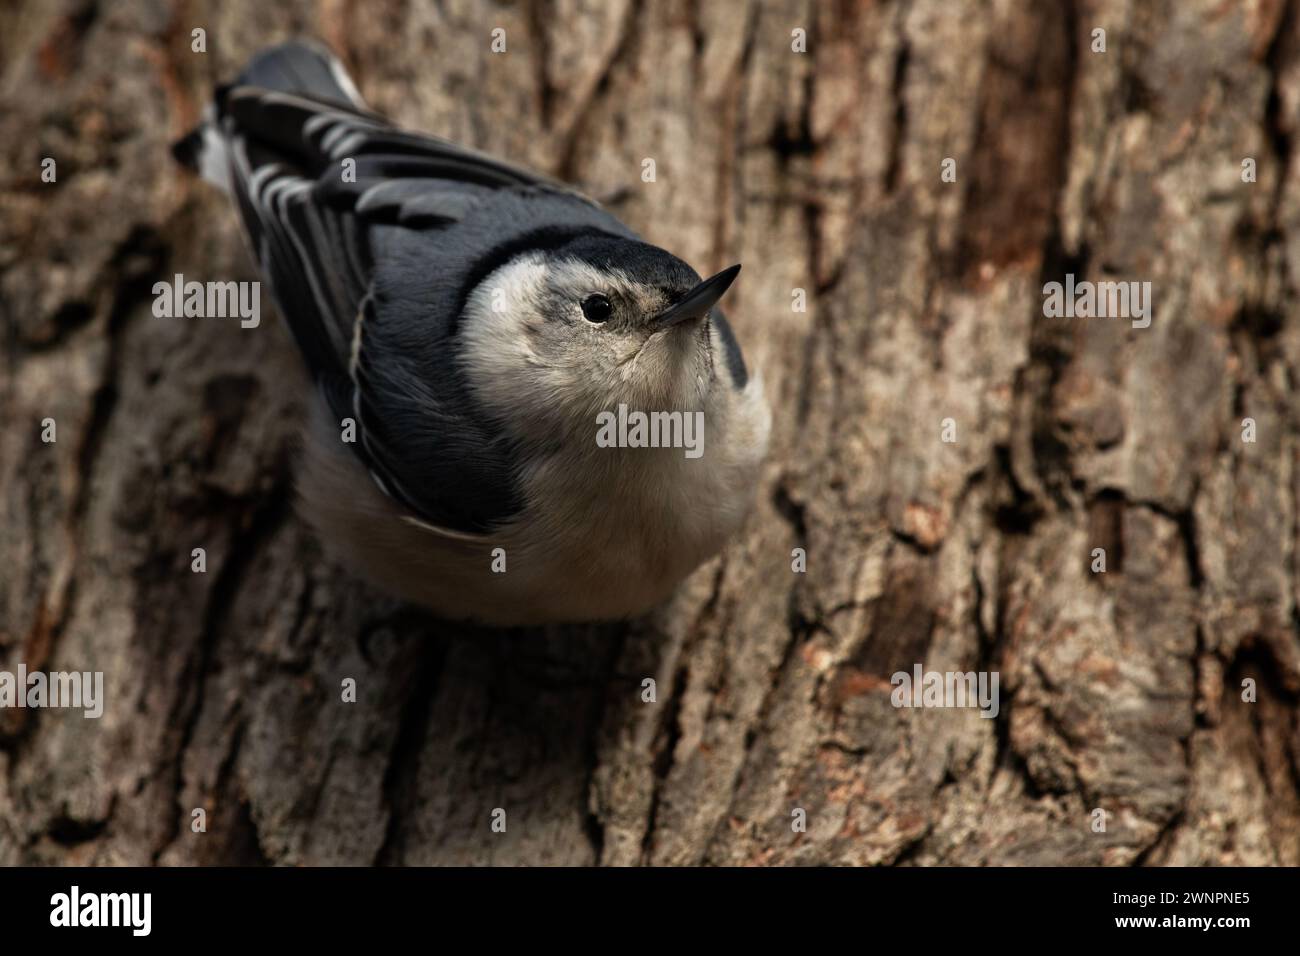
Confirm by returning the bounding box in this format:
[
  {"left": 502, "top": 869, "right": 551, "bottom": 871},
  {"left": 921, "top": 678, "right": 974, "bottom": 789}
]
[
  {"left": 458, "top": 254, "right": 557, "bottom": 426},
  {"left": 459, "top": 253, "right": 713, "bottom": 447},
  {"left": 541, "top": 260, "right": 711, "bottom": 409}
]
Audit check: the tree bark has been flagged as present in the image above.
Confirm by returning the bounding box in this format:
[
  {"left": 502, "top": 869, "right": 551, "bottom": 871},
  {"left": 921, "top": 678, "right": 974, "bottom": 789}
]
[{"left": 2, "top": 0, "right": 1299, "bottom": 866}]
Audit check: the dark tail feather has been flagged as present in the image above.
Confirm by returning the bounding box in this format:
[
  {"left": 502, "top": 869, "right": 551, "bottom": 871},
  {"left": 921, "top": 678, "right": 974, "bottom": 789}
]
[
  {"left": 228, "top": 40, "right": 364, "bottom": 107},
  {"left": 172, "top": 40, "right": 365, "bottom": 184},
  {"left": 171, "top": 127, "right": 205, "bottom": 170}
]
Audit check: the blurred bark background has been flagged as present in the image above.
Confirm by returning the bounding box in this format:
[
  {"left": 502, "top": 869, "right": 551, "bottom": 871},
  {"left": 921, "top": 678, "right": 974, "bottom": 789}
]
[{"left": 2, "top": 0, "right": 1299, "bottom": 866}]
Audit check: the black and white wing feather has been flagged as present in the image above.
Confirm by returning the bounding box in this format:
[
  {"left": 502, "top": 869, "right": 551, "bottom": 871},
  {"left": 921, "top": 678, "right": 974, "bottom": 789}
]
[{"left": 175, "top": 41, "right": 622, "bottom": 535}]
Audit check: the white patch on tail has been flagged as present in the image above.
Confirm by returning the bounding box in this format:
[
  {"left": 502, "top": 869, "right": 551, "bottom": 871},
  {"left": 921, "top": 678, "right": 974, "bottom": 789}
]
[
  {"left": 325, "top": 54, "right": 367, "bottom": 108},
  {"left": 194, "top": 105, "right": 233, "bottom": 194}
]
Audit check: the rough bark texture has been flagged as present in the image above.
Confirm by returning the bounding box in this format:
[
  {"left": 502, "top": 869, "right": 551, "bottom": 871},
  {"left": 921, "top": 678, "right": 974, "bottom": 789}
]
[{"left": 2, "top": 0, "right": 1299, "bottom": 866}]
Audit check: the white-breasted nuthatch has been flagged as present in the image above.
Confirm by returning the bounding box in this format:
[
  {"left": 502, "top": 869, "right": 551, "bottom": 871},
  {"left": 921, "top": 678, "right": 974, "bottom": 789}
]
[{"left": 174, "top": 41, "right": 770, "bottom": 625}]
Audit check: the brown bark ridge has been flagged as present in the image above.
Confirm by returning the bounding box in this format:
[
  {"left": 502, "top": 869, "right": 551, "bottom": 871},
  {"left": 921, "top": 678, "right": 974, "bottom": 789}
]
[{"left": 2, "top": 0, "right": 1298, "bottom": 866}]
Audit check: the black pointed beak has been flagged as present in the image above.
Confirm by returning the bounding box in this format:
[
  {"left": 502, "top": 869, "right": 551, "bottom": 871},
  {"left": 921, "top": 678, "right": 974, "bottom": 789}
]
[{"left": 651, "top": 264, "right": 741, "bottom": 330}]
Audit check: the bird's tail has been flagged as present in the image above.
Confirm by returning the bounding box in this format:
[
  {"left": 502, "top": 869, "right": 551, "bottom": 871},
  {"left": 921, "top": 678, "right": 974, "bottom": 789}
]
[{"left": 172, "top": 39, "right": 367, "bottom": 191}]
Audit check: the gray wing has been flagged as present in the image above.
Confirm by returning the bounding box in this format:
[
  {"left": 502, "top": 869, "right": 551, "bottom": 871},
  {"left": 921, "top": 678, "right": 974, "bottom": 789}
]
[{"left": 197, "top": 47, "right": 623, "bottom": 534}]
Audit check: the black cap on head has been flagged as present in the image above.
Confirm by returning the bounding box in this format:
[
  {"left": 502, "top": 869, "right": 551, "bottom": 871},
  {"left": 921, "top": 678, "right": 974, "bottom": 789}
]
[{"left": 557, "top": 233, "right": 701, "bottom": 291}]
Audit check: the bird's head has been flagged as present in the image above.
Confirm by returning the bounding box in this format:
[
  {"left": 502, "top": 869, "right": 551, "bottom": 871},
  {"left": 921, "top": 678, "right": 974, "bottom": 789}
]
[{"left": 459, "top": 233, "right": 741, "bottom": 445}]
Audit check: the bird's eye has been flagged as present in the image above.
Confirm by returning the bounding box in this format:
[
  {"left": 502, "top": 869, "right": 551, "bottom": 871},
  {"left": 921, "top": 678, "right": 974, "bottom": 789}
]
[{"left": 581, "top": 293, "right": 613, "bottom": 323}]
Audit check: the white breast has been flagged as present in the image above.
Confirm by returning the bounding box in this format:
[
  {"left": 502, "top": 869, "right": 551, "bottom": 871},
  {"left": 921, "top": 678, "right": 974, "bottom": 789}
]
[{"left": 296, "top": 376, "right": 768, "bottom": 625}]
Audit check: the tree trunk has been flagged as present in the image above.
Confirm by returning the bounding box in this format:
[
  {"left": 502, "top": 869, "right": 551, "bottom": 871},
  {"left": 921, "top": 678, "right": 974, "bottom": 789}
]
[{"left": 2, "top": 0, "right": 1298, "bottom": 866}]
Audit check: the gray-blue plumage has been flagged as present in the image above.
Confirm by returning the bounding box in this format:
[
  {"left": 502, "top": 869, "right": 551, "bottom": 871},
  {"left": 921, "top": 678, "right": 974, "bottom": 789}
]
[{"left": 176, "top": 40, "right": 748, "bottom": 539}]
